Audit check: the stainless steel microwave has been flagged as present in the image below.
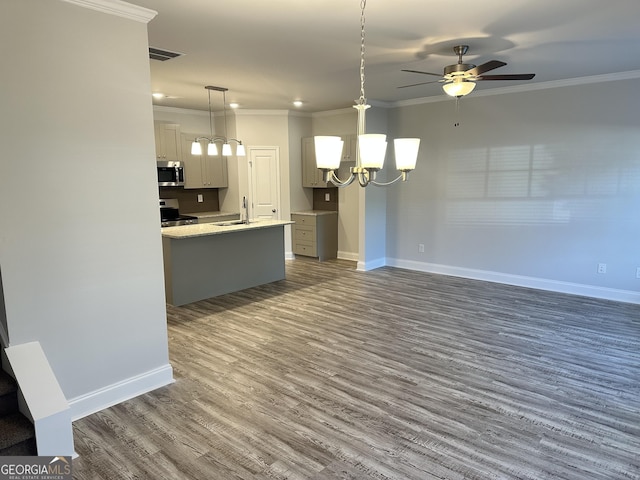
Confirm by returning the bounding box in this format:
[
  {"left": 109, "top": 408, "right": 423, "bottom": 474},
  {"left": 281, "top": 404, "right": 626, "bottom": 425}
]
[{"left": 157, "top": 161, "right": 184, "bottom": 187}]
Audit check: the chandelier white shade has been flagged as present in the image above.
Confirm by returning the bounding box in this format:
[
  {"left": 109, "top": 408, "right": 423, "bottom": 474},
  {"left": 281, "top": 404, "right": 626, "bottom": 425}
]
[
  {"left": 313, "top": 0, "right": 420, "bottom": 188},
  {"left": 394, "top": 138, "right": 420, "bottom": 171},
  {"left": 314, "top": 136, "right": 344, "bottom": 170},
  {"left": 358, "top": 134, "right": 387, "bottom": 170},
  {"left": 191, "top": 86, "right": 245, "bottom": 157}
]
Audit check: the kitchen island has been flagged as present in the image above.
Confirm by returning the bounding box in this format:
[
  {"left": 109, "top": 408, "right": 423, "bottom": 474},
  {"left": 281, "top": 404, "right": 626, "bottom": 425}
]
[{"left": 161, "top": 220, "right": 292, "bottom": 306}]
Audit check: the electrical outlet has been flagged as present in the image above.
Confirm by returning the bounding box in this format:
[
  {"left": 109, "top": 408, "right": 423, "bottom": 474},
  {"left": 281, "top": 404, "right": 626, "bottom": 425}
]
[
  {"left": 418, "top": 244, "right": 425, "bottom": 253},
  {"left": 325, "top": 193, "right": 330, "bottom": 201},
  {"left": 636, "top": 267, "right": 640, "bottom": 279},
  {"left": 197, "top": 194, "right": 203, "bottom": 203},
  {"left": 597, "top": 263, "right": 607, "bottom": 274}
]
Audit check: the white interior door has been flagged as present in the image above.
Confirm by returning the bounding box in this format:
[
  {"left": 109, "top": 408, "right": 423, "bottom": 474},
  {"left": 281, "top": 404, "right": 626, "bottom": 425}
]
[{"left": 248, "top": 147, "right": 280, "bottom": 221}]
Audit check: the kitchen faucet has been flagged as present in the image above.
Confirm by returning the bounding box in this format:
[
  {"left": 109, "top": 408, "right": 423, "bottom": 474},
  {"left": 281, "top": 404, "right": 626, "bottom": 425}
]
[{"left": 242, "top": 196, "right": 249, "bottom": 224}]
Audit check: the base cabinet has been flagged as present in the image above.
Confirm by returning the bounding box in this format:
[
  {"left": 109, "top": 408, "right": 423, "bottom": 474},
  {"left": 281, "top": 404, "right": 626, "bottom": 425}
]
[{"left": 292, "top": 211, "right": 338, "bottom": 261}]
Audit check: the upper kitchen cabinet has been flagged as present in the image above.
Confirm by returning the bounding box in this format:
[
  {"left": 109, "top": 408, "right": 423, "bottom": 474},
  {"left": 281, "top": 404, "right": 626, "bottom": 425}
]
[
  {"left": 154, "top": 122, "right": 182, "bottom": 161},
  {"left": 302, "top": 137, "right": 332, "bottom": 188},
  {"left": 302, "top": 135, "right": 356, "bottom": 188},
  {"left": 341, "top": 134, "right": 357, "bottom": 164},
  {"left": 182, "top": 135, "right": 228, "bottom": 189}
]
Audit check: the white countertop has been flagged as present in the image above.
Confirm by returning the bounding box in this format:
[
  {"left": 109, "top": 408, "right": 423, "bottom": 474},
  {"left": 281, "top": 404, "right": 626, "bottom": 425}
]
[
  {"left": 291, "top": 210, "right": 338, "bottom": 216},
  {"left": 161, "top": 219, "right": 293, "bottom": 239},
  {"left": 184, "top": 211, "right": 239, "bottom": 219}
]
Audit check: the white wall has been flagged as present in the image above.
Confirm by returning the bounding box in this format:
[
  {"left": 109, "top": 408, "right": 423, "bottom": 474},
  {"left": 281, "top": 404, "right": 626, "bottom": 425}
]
[
  {"left": 236, "top": 111, "right": 293, "bottom": 254},
  {"left": 153, "top": 106, "right": 210, "bottom": 133},
  {"left": 288, "top": 114, "right": 313, "bottom": 214},
  {"left": 386, "top": 76, "right": 640, "bottom": 302},
  {"left": 0, "top": 0, "right": 173, "bottom": 417}
]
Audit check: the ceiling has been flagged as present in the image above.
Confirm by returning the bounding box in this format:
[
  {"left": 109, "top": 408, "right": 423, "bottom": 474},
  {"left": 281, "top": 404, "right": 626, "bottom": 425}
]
[{"left": 134, "top": 0, "right": 640, "bottom": 113}]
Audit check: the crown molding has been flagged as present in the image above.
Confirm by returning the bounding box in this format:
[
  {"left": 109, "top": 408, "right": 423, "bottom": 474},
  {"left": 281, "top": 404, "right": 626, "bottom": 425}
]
[
  {"left": 61, "top": 0, "right": 157, "bottom": 23},
  {"left": 153, "top": 105, "right": 209, "bottom": 116},
  {"left": 393, "top": 70, "right": 640, "bottom": 108},
  {"left": 233, "top": 109, "right": 292, "bottom": 116},
  {"left": 312, "top": 107, "right": 355, "bottom": 118}
]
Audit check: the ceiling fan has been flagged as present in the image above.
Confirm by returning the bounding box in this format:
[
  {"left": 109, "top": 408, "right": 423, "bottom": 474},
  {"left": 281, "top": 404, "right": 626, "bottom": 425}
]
[{"left": 399, "top": 45, "right": 535, "bottom": 97}]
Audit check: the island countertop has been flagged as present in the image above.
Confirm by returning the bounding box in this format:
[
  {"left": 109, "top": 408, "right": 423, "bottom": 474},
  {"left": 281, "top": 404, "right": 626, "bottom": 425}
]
[{"left": 161, "top": 219, "right": 293, "bottom": 239}]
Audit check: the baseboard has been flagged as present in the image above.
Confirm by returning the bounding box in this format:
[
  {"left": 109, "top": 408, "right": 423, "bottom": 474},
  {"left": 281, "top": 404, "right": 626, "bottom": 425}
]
[
  {"left": 357, "top": 257, "right": 386, "bottom": 272},
  {"left": 387, "top": 258, "right": 640, "bottom": 305},
  {"left": 337, "top": 250, "right": 358, "bottom": 262},
  {"left": 68, "top": 363, "right": 174, "bottom": 421}
]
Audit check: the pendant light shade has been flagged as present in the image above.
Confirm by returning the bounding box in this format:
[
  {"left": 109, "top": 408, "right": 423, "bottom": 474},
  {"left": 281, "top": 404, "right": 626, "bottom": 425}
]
[
  {"left": 358, "top": 134, "right": 387, "bottom": 170},
  {"left": 207, "top": 142, "right": 218, "bottom": 156},
  {"left": 394, "top": 138, "right": 420, "bottom": 171},
  {"left": 314, "top": 136, "right": 344, "bottom": 170},
  {"left": 222, "top": 143, "right": 232, "bottom": 156},
  {"left": 191, "top": 141, "right": 202, "bottom": 156}
]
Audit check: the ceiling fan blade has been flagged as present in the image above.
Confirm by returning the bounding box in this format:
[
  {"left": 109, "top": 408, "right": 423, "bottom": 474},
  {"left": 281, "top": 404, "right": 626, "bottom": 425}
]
[
  {"left": 397, "top": 80, "right": 442, "bottom": 89},
  {"left": 401, "top": 69, "right": 443, "bottom": 77},
  {"left": 466, "top": 60, "right": 507, "bottom": 77},
  {"left": 477, "top": 73, "right": 536, "bottom": 81}
]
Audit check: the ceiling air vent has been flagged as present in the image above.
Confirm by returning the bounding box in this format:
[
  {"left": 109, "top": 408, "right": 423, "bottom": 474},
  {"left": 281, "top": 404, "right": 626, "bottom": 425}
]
[{"left": 149, "top": 47, "right": 183, "bottom": 61}]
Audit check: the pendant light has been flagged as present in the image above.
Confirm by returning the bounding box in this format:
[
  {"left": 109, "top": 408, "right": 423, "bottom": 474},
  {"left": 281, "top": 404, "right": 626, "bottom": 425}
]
[
  {"left": 314, "top": 0, "right": 420, "bottom": 187},
  {"left": 191, "top": 86, "right": 245, "bottom": 157}
]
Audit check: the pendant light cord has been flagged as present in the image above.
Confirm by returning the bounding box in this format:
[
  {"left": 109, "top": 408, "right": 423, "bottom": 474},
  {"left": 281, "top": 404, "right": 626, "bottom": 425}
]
[
  {"left": 358, "top": 0, "right": 367, "bottom": 106},
  {"left": 222, "top": 89, "right": 228, "bottom": 141},
  {"left": 208, "top": 87, "right": 214, "bottom": 137}
]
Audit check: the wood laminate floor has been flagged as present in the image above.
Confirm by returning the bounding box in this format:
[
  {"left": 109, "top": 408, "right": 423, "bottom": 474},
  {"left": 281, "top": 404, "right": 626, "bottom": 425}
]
[{"left": 72, "top": 258, "right": 640, "bottom": 479}]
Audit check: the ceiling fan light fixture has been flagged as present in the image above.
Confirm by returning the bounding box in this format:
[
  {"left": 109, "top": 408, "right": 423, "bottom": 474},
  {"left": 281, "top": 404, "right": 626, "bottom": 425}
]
[{"left": 443, "top": 79, "right": 476, "bottom": 97}]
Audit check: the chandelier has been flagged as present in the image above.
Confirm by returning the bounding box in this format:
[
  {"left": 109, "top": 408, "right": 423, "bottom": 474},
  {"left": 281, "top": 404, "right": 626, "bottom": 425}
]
[
  {"left": 314, "top": 0, "right": 420, "bottom": 187},
  {"left": 191, "top": 86, "right": 245, "bottom": 157}
]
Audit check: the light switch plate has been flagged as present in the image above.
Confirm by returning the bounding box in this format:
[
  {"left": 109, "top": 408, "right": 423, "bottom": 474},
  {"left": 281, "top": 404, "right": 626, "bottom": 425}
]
[
  {"left": 325, "top": 193, "right": 330, "bottom": 201},
  {"left": 197, "top": 194, "right": 203, "bottom": 203}
]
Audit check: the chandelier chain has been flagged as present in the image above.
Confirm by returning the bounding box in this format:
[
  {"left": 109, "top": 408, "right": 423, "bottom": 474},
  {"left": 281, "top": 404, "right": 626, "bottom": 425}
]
[{"left": 358, "top": 0, "right": 367, "bottom": 105}]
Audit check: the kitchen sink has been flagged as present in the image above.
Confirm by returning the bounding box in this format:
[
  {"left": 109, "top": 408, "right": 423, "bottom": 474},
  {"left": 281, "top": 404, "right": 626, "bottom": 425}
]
[{"left": 215, "top": 220, "right": 245, "bottom": 226}]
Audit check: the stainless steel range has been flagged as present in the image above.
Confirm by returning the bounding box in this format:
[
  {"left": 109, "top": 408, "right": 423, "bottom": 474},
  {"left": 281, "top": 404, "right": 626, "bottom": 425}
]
[{"left": 159, "top": 198, "right": 198, "bottom": 227}]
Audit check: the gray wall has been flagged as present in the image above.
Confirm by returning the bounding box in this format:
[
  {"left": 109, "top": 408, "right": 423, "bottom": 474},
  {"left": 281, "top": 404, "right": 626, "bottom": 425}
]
[
  {"left": 386, "top": 77, "right": 640, "bottom": 299},
  {"left": 0, "top": 0, "right": 172, "bottom": 415}
]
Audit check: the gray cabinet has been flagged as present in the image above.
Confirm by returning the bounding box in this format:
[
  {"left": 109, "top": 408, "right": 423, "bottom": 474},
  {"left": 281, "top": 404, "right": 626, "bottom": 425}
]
[
  {"left": 291, "top": 211, "right": 338, "bottom": 261},
  {"left": 302, "top": 137, "right": 332, "bottom": 188},
  {"left": 182, "top": 135, "right": 228, "bottom": 189},
  {"left": 154, "top": 122, "right": 182, "bottom": 161},
  {"left": 341, "top": 134, "right": 357, "bottom": 163},
  {"left": 302, "top": 135, "right": 356, "bottom": 188}
]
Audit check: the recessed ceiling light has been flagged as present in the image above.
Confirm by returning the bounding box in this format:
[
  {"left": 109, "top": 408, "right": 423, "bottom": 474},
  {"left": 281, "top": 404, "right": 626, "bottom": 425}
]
[
  {"left": 152, "top": 92, "right": 165, "bottom": 99},
  {"left": 293, "top": 100, "right": 303, "bottom": 107},
  {"left": 229, "top": 102, "right": 239, "bottom": 109}
]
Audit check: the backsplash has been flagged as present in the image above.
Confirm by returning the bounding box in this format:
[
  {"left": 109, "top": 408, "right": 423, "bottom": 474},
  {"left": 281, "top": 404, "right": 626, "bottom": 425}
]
[
  {"left": 159, "top": 187, "right": 220, "bottom": 213},
  {"left": 312, "top": 188, "right": 338, "bottom": 211}
]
